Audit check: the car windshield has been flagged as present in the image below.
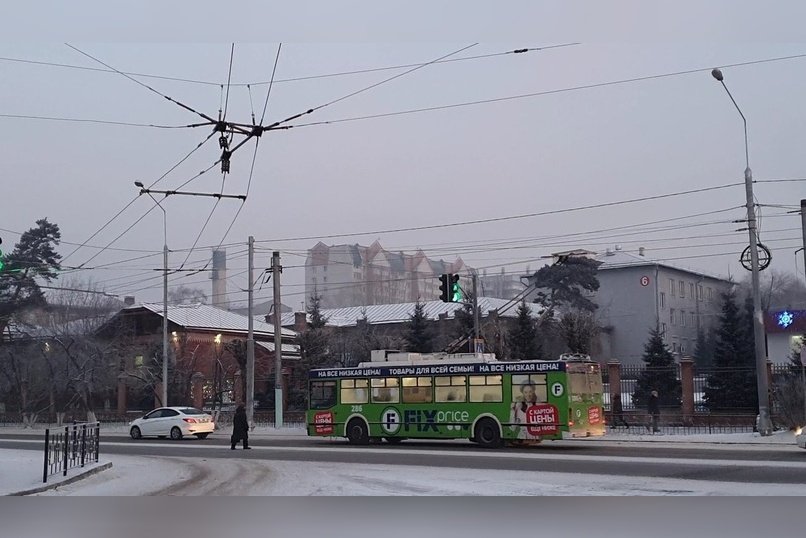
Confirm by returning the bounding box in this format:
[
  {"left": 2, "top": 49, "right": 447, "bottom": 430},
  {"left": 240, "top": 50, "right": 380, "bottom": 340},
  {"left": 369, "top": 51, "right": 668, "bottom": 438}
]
[{"left": 177, "top": 407, "right": 205, "bottom": 415}]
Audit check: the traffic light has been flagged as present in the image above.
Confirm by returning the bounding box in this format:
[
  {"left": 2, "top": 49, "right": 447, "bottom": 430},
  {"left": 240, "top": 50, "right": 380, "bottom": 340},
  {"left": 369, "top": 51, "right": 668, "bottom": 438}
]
[
  {"left": 438, "top": 274, "right": 450, "bottom": 302},
  {"left": 449, "top": 274, "right": 461, "bottom": 302}
]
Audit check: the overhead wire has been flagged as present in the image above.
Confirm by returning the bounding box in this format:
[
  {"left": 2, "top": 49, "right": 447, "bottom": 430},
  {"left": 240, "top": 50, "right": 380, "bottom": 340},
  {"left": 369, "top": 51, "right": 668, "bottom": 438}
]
[
  {"left": 65, "top": 43, "right": 216, "bottom": 124},
  {"left": 61, "top": 131, "right": 217, "bottom": 265},
  {"left": 0, "top": 113, "right": 195, "bottom": 129},
  {"left": 0, "top": 45, "right": 574, "bottom": 87},
  {"left": 254, "top": 182, "right": 745, "bottom": 244}
]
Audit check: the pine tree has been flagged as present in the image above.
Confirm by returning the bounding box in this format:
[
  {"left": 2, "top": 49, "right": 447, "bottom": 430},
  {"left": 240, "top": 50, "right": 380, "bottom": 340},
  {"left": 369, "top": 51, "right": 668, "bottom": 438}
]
[
  {"left": 293, "top": 293, "right": 333, "bottom": 408},
  {"left": 694, "top": 328, "right": 716, "bottom": 368},
  {"left": 509, "top": 301, "right": 541, "bottom": 360},
  {"left": 405, "top": 300, "right": 434, "bottom": 353},
  {"left": 0, "top": 219, "right": 62, "bottom": 334},
  {"left": 633, "top": 327, "right": 682, "bottom": 410},
  {"left": 704, "top": 291, "right": 758, "bottom": 411}
]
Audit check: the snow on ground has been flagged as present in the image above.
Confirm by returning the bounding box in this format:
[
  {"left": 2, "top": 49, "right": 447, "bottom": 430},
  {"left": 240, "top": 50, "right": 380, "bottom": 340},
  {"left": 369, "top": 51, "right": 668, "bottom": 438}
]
[{"left": 1, "top": 428, "right": 804, "bottom": 496}]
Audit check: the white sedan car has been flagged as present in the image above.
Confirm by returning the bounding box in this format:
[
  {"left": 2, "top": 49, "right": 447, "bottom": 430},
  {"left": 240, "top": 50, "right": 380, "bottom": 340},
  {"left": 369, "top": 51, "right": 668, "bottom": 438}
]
[
  {"left": 129, "top": 407, "right": 215, "bottom": 440},
  {"left": 797, "top": 431, "right": 806, "bottom": 450}
]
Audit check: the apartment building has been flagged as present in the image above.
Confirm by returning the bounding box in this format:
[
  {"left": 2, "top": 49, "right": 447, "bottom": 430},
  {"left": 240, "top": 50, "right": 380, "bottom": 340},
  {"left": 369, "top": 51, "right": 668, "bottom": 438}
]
[
  {"left": 594, "top": 248, "right": 732, "bottom": 365},
  {"left": 305, "top": 241, "right": 473, "bottom": 309}
]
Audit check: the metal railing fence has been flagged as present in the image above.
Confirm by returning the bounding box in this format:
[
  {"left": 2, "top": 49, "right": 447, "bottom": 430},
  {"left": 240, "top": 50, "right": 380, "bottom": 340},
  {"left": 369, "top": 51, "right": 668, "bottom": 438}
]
[{"left": 43, "top": 422, "right": 100, "bottom": 483}]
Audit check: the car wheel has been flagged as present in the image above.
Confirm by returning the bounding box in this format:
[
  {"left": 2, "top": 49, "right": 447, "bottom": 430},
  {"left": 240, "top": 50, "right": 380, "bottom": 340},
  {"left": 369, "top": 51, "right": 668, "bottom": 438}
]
[
  {"left": 195, "top": 433, "right": 209, "bottom": 440},
  {"left": 170, "top": 426, "right": 183, "bottom": 440},
  {"left": 130, "top": 426, "right": 142, "bottom": 440},
  {"left": 346, "top": 418, "right": 369, "bottom": 445},
  {"left": 474, "top": 418, "right": 502, "bottom": 449}
]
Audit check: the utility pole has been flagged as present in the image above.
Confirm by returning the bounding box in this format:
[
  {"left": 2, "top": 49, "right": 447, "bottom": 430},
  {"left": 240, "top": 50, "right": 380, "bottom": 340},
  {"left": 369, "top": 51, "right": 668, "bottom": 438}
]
[
  {"left": 711, "top": 68, "right": 772, "bottom": 435},
  {"left": 272, "top": 251, "right": 283, "bottom": 428},
  {"left": 162, "top": 241, "right": 168, "bottom": 408},
  {"left": 134, "top": 180, "right": 246, "bottom": 408},
  {"left": 800, "top": 199, "right": 806, "bottom": 287},
  {"left": 801, "top": 200, "right": 806, "bottom": 428},
  {"left": 472, "top": 271, "right": 480, "bottom": 352},
  {"left": 246, "top": 236, "right": 255, "bottom": 427}
]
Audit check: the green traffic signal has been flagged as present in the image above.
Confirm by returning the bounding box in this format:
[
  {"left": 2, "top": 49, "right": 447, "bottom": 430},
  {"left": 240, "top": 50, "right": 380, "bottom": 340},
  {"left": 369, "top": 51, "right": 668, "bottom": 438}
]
[{"left": 450, "top": 274, "right": 461, "bottom": 302}]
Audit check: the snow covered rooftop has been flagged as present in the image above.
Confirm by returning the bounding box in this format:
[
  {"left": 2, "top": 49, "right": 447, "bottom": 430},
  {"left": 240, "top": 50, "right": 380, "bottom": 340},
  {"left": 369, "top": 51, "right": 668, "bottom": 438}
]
[
  {"left": 280, "top": 297, "right": 541, "bottom": 328},
  {"left": 596, "top": 249, "right": 730, "bottom": 282},
  {"left": 131, "top": 303, "right": 297, "bottom": 338}
]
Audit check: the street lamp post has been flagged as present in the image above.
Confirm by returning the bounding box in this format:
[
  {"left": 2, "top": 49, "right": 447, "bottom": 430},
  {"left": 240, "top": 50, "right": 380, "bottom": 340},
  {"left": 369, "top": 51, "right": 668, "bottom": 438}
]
[
  {"left": 711, "top": 68, "right": 773, "bottom": 436},
  {"left": 135, "top": 181, "right": 169, "bottom": 408}
]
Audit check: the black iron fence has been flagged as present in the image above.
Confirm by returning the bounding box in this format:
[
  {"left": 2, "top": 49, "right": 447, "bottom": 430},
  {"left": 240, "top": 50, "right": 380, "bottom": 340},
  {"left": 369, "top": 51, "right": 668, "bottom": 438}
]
[{"left": 43, "top": 422, "right": 100, "bottom": 483}]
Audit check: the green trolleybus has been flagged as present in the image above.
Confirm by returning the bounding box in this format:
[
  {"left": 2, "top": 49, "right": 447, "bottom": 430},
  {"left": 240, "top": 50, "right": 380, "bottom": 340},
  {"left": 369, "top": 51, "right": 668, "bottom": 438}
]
[{"left": 306, "top": 350, "right": 605, "bottom": 448}]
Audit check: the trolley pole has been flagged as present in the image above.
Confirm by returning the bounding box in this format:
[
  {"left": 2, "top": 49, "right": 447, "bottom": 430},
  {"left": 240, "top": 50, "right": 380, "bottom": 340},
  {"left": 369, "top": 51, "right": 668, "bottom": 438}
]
[{"left": 272, "top": 251, "right": 283, "bottom": 428}]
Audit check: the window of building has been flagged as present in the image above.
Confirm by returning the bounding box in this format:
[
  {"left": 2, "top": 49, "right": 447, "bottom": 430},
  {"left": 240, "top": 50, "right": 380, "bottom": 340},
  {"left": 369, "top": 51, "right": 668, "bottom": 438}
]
[
  {"left": 670, "top": 308, "right": 676, "bottom": 325},
  {"left": 468, "top": 375, "right": 502, "bottom": 403},
  {"left": 669, "top": 279, "right": 675, "bottom": 296},
  {"left": 707, "top": 287, "right": 713, "bottom": 302},
  {"left": 402, "top": 377, "right": 433, "bottom": 403},
  {"left": 660, "top": 323, "right": 667, "bottom": 339},
  {"left": 679, "top": 281, "right": 685, "bottom": 298},
  {"left": 340, "top": 378, "right": 369, "bottom": 404},
  {"left": 371, "top": 378, "right": 400, "bottom": 403},
  {"left": 698, "top": 284, "right": 704, "bottom": 301},
  {"left": 690, "top": 283, "right": 695, "bottom": 299},
  {"left": 681, "top": 310, "right": 686, "bottom": 327},
  {"left": 690, "top": 312, "right": 696, "bottom": 327},
  {"left": 435, "top": 376, "right": 467, "bottom": 403},
  {"left": 660, "top": 292, "right": 666, "bottom": 309}
]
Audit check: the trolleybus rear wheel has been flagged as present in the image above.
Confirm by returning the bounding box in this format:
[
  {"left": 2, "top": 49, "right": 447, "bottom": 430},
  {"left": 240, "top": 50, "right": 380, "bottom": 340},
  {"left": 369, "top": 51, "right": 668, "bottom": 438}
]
[{"left": 474, "top": 418, "right": 502, "bottom": 449}]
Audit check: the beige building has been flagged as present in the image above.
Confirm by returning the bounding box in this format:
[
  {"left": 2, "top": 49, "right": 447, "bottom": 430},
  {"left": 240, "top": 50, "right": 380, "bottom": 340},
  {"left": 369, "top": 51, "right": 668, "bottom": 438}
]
[{"left": 305, "top": 241, "right": 473, "bottom": 309}]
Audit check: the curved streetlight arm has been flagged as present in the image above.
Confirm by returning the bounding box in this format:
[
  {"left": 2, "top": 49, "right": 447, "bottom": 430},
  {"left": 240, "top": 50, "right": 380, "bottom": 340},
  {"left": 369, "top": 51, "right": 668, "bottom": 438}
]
[{"left": 712, "top": 69, "right": 750, "bottom": 170}]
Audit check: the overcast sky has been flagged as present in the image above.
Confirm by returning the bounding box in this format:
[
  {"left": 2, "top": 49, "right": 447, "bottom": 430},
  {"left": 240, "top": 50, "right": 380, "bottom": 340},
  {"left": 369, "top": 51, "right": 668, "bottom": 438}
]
[{"left": 2, "top": 3, "right": 805, "bottom": 309}]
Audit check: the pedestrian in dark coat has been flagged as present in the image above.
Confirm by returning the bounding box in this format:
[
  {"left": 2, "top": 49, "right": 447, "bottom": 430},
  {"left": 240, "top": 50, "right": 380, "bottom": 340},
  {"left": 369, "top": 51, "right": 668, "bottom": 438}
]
[
  {"left": 610, "top": 393, "right": 630, "bottom": 429},
  {"left": 231, "top": 405, "right": 251, "bottom": 450},
  {"left": 646, "top": 390, "right": 660, "bottom": 433}
]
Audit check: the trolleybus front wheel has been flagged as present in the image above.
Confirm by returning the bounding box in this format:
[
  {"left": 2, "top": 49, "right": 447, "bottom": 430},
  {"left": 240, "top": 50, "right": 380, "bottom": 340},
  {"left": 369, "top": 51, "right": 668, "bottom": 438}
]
[
  {"left": 474, "top": 418, "right": 502, "bottom": 449},
  {"left": 346, "top": 418, "right": 370, "bottom": 445}
]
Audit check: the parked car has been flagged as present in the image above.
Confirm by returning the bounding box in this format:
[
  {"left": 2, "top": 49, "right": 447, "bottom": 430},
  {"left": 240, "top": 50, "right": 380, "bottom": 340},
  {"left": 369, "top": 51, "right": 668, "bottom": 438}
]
[
  {"left": 129, "top": 407, "right": 215, "bottom": 440},
  {"left": 797, "top": 430, "right": 806, "bottom": 450}
]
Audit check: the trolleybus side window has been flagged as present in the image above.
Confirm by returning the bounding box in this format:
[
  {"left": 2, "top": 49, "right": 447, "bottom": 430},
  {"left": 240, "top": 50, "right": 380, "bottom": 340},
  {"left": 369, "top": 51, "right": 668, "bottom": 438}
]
[
  {"left": 371, "top": 377, "right": 400, "bottom": 403},
  {"left": 511, "top": 374, "right": 548, "bottom": 403},
  {"left": 402, "top": 376, "right": 433, "bottom": 403},
  {"left": 435, "top": 375, "right": 467, "bottom": 403},
  {"left": 310, "top": 381, "right": 337, "bottom": 409},
  {"left": 340, "top": 378, "right": 369, "bottom": 404},
  {"left": 468, "top": 375, "right": 502, "bottom": 403}
]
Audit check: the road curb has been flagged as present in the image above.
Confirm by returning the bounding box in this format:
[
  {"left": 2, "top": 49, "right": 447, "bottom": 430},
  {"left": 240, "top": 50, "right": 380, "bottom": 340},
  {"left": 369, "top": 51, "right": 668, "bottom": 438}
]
[{"left": 7, "top": 462, "right": 113, "bottom": 496}]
